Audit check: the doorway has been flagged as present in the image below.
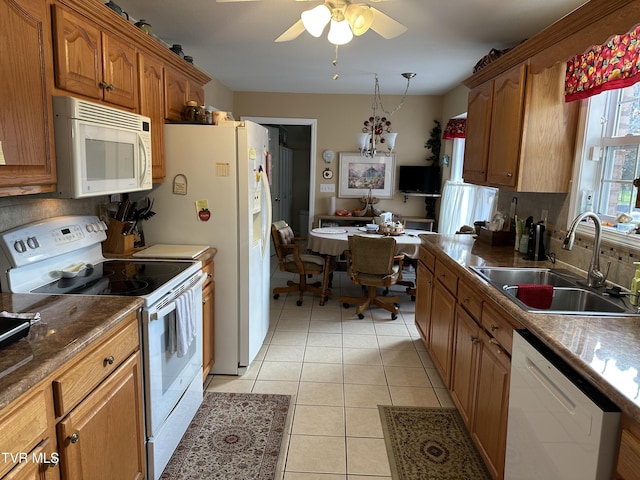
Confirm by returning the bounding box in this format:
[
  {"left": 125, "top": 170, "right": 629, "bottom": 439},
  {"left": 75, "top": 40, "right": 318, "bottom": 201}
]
[{"left": 243, "top": 117, "right": 317, "bottom": 237}]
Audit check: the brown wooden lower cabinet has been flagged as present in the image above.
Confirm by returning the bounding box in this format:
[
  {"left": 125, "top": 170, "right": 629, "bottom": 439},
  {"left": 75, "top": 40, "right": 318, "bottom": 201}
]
[
  {"left": 428, "top": 280, "right": 456, "bottom": 388},
  {"left": 615, "top": 414, "right": 640, "bottom": 479},
  {"left": 450, "top": 305, "right": 480, "bottom": 428},
  {"left": 414, "top": 260, "right": 432, "bottom": 341},
  {"left": 472, "top": 328, "right": 511, "bottom": 480},
  {"left": 56, "top": 352, "right": 145, "bottom": 480},
  {"left": 202, "top": 258, "right": 216, "bottom": 379}
]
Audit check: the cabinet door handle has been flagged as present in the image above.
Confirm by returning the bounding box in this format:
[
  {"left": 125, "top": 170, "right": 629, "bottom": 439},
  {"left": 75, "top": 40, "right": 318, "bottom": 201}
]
[
  {"left": 489, "top": 337, "right": 500, "bottom": 345},
  {"left": 462, "top": 297, "right": 469, "bottom": 304},
  {"left": 207, "top": 273, "right": 213, "bottom": 279},
  {"left": 490, "top": 324, "right": 499, "bottom": 332},
  {"left": 202, "top": 298, "right": 207, "bottom": 305},
  {"left": 104, "top": 355, "right": 115, "bottom": 366},
  {"left": 99, "top": 81, "right": 115, "bottom": 91},
  {"left": 470, "top": 335, "right": 480, "bottom": 344},
  {"left": 69, "top": 432, "right": 80, "bottom": 444},
  {"left": 506, "top": 172, "right": 513, "bottom": 178}
]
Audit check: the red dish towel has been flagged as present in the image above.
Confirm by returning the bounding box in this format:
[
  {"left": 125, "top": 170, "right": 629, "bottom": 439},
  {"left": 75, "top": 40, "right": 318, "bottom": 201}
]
[{"left": 516, "top": 284, "right": 554, "bottom": 309}]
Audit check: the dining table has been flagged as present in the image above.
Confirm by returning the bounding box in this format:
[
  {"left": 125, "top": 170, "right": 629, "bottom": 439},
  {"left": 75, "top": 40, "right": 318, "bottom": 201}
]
[
  {"left": 307, "top": 226, "right": 429, "bottom": 259},
  {"left": 307, "top": 226, "right": 433, "bottom": 302}
]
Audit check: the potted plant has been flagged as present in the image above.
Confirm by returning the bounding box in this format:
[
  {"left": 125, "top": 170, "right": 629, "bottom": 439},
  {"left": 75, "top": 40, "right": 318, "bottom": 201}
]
[{"left": 423, "top": 120, "right": 442, "bottom": 219}]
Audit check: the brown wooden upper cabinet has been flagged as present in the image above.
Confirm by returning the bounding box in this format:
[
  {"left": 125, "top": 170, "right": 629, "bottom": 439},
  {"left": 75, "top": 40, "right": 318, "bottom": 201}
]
[
  {"left": 463, "top": 81, "right": 493, "bottom": 184},
  {"left": 0, "top": 0, "right": 57, "bottom": 196},
  {"left": 52, "top": 4, "right": 138, "bottom": 109},
  {"left": 463, "top": 61, "right": 578, "bottom": 192},
  {"left": 138, "top": 52, "right": 166, "bottom": 181},
  {"left": 164, "top": 68, "right": 205, "bottom": 122}
]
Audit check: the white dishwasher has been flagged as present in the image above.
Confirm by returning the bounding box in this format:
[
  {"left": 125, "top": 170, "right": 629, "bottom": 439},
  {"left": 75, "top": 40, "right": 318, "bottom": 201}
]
[{"left": 505, "top": 329, "right": 620, "bottom": 480}]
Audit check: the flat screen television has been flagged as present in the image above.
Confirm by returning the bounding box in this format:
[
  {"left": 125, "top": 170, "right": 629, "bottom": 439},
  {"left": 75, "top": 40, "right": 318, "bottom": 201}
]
[{"left": 398, "top": 165, "right": 440, "bottom": 193}]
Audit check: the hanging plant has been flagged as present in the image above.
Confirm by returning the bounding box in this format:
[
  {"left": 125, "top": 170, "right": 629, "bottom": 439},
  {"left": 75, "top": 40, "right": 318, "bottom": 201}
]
[{"left": 425, "top": 120, "right": 442, "bottom": 165}]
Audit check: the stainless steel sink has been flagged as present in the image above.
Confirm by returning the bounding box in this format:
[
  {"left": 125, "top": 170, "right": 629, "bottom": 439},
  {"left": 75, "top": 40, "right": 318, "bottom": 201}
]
[
  {"left": 470, "top": 266, "right": 639, "bottom": 316},
  {"left": 503, "top": 286, "right": 631, "bottom": 315},
  {"left": 470, "top": 267, "right": 576, "bottom": 288}
]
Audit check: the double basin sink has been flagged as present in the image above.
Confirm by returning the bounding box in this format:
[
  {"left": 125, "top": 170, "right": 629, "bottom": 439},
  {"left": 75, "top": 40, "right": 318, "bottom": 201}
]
[{"left": 470, "top": 266, "right": 639, "bottom": 316}]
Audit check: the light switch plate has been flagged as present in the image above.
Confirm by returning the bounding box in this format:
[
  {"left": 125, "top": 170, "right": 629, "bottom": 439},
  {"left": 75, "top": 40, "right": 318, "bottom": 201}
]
[{"left": 320, "top": 183, "right": 335, "bottom": 193}]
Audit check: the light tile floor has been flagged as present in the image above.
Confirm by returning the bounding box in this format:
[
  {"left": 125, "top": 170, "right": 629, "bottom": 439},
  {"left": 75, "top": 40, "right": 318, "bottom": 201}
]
[{"left": 206, "top": 257, "right": 452, "bottom": 479}]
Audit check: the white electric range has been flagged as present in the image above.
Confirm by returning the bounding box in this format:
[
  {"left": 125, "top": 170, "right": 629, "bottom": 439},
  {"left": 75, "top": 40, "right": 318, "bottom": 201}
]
[{"left": 0, "top": 215, "right": 205, "bottom": 480}]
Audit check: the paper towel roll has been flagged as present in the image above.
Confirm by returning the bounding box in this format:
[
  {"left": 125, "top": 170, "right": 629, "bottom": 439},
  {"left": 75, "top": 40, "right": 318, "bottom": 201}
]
[{"left": 329, "top": 197, "right": 336, "bottom": 215}]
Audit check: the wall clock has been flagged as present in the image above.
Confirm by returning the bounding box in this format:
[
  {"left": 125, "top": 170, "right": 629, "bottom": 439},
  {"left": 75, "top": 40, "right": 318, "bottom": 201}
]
[
  {"left": 322, "top": 168, "right": 333, "bottom": 179},
  {"left": 322, "top": 149, "right": 335, "bottom": 163}
]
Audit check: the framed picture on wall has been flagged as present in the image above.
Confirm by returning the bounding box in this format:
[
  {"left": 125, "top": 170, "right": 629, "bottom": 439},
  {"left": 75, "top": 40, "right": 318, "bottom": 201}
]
[{"left": 338, "top": 152, "right": 395, "bottom": 198}]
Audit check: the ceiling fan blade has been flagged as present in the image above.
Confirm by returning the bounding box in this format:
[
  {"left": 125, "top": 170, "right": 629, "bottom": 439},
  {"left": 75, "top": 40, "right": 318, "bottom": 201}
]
[
  {"left": 369, "top": 6, "right": 407, "bottom": 39},
  {"left": 275, "top": 19, "right": 306, "bottom": 42}
]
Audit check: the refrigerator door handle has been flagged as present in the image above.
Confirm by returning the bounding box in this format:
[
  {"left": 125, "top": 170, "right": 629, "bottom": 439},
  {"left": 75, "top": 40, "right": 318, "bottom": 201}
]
[{"left": 261, "top": 167, "right": 272, "bottom": 258}]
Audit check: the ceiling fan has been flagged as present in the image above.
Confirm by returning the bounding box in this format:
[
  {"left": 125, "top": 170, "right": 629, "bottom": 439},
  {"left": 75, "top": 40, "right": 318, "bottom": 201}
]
[{"left": 216, "top": 0, "right": 407, "bottom": 43}]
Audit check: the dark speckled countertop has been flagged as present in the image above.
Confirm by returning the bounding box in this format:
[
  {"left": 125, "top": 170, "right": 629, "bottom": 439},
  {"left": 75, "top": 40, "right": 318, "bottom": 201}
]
[
  {"left": 0, "top": 293, "right": 143, "bottom": 411},
  {"left": 421, "top": 233, "right": 640, "bottom": 423}
]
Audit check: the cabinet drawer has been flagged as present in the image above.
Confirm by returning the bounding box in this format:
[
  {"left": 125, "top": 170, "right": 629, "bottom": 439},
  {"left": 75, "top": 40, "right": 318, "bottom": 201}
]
[
  {"left": 458, "top": 279, "right": 483, "bottom": 321},
  {"left": 434, "top": 259, "right": 458, "bottom": 296},
  {"left": 418, "top": 245, "right": 435, "bottom": 271},
  {"left": 0, "top": 385, "right": 53, "bottom": 478},
  {"left": 481, "top": 302, "right": 514, "bottom": 354},
  {"left": 53, "top": 316, "right": 139, "bottom": 417}
]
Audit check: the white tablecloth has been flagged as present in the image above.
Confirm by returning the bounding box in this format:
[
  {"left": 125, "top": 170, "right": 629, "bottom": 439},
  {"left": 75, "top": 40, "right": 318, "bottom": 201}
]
[{"left": 307, "top": 226, "right": 429, "bottom": 258}]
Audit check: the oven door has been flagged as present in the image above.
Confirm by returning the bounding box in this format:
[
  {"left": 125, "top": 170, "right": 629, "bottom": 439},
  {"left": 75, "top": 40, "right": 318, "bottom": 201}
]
[{"left": 142, "top": 273, "right": 205, "bottom": 437}]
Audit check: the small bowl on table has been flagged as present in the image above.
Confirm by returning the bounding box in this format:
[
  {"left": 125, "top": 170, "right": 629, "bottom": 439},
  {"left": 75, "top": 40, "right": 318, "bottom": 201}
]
[{"left": 365, "top": 223, "right": 379, "bottom": 233}]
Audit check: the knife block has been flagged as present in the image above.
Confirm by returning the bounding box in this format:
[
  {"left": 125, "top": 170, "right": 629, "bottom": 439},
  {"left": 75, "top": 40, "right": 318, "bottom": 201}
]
[{"left": 102, "top": 219, "right": 135, "bottom": 254}]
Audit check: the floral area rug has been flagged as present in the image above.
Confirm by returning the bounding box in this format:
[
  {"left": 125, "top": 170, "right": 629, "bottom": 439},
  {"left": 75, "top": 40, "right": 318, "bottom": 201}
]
[
  {"left": 378, "top": 406, "right": 491, "bottom": 480},
  {"left": 160, "top": 392, "right": 292, "bottom": 479}
]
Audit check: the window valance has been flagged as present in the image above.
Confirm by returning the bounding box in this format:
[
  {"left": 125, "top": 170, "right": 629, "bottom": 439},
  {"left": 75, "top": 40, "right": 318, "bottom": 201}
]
[
  {"left": 442, "top": 118, "right": 466, "bottom": 139},
  {"left": 565, "top": 24, "right": 640, "bottom": 102}
]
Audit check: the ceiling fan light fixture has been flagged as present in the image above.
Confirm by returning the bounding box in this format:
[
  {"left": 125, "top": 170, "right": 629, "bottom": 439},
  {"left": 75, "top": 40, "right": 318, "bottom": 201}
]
[
  {"left": 301, "top": 4, "right": 331, "bottom": 37},
  {"left": 328, "top": 19, "right": 353, "bottom": 45},
  {"left": 344, "top": 5, "right": 373, "bottom": 36}
]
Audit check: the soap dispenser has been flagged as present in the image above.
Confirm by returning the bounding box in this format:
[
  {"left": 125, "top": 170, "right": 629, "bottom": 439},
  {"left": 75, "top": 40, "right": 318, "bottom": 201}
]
[{"left": 630, "top": 261, "right": 640, "bottom": 306}]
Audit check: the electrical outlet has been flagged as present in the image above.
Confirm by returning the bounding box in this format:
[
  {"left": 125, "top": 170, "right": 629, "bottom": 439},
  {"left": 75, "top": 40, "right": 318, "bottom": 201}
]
[{"left": 320, "top": 183, "right": 335, "bottom": 193}]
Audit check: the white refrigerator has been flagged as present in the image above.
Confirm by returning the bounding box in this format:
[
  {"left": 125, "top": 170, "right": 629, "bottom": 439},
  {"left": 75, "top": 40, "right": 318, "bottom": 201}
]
[{"left": 143, "top": 121, "right": 272, "bottom": 375}]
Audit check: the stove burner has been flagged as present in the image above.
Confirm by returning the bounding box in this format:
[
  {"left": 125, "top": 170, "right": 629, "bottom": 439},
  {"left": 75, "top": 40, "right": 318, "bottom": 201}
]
[{"left": 105, "top": 279, "right": 149, "bottom": 295}]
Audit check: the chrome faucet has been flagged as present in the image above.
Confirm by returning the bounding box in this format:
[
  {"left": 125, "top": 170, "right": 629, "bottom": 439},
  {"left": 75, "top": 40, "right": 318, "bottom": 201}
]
[{"left": 562, "top": 211, "right": 610, "bottom": 288}]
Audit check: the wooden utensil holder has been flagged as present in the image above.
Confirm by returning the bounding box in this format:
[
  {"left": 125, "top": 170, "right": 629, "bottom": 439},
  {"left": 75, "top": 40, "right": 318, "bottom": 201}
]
[{"left": 102, "top": 219, "right": 135, "bottom": 254}]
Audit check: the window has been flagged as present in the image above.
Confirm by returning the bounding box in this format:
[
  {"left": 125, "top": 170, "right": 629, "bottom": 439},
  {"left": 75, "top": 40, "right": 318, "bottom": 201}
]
[
  {"left": 571, "top": 84, "right": 640, "bottom": 245},
  {"left": 438, "top": 137, "right": 497, "bottom": 234}
]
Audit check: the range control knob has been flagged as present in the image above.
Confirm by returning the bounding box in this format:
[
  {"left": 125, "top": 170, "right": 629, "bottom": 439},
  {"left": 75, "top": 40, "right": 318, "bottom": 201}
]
[
  {"left": 86, "top": 223, "right": 95, "bottom": 233},
  {"left": 26, "top": 236, "right": 39, "bottom": 249},
  {"left": 14, "top": 240, "right": 26, "bottom": 253}
]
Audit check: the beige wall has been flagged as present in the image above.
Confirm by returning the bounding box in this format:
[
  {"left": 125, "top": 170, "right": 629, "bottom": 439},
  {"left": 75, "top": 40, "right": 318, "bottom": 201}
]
[
  {"left": 204, "top": 78, "right": 234, "bottom": 112},
  {"left": 233, "top": 91, "right": 443, "bottom": 220}
]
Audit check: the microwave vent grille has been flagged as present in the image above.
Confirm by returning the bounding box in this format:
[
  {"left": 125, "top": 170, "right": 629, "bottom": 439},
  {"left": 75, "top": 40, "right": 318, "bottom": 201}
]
[{"left": 76, "top": 101, "right": 143, "bottom": 131}]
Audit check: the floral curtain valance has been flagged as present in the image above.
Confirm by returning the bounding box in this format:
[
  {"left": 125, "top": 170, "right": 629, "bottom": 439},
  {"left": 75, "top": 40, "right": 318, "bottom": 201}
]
[
  {"left": 565, "top": 24, "right": 640, "bottom": 102},
  {"left": 442, "top": 118, "right": 466, "bottom": 139}
]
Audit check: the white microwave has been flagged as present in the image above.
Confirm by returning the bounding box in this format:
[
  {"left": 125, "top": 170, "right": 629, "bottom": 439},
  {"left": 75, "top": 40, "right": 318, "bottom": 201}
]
[{"left": 53, "top": 96, "right": 153, "bottom": 198}]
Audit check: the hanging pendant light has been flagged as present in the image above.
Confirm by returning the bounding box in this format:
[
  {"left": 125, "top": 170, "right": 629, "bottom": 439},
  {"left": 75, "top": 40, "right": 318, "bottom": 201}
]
[{"left": 357, "top": 73, "right": 416, "bottom": 157}]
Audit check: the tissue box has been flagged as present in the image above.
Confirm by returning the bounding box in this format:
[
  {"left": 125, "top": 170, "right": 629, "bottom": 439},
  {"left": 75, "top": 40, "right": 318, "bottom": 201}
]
[{"left": 477, "top": 227, "right": 514, "bottom": 246}]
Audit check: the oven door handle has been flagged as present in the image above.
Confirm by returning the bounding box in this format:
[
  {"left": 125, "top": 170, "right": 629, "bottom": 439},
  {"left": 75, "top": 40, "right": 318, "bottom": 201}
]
[{"left": 150, "top": 272, "right": 207, "bottom": 321}]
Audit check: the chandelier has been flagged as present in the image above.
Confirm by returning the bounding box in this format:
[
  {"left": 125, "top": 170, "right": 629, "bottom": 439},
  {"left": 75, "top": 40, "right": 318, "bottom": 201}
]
[
  {"left": 301, "top": 2, "right": 374, "bottom": 45},
  {"left": 357, "top": 73, "right": 416, "bottom": 157}
]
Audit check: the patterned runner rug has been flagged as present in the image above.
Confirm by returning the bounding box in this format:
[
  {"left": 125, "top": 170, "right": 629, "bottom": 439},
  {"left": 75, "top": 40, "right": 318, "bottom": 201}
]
[
  {"left": 161, "top": 392, "right": 292, "bottom": 479},
  {"left": 378, "top": 406, "right": 491, "bottom": 480}
]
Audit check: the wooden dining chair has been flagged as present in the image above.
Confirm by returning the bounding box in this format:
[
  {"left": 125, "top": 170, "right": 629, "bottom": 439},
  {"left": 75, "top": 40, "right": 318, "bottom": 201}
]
[
  {"left": 271, "top": 220, "right": 332, "bottom": 306},
  {"left": 340, "top": 234, "right": 405, "bottom": 319}
]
